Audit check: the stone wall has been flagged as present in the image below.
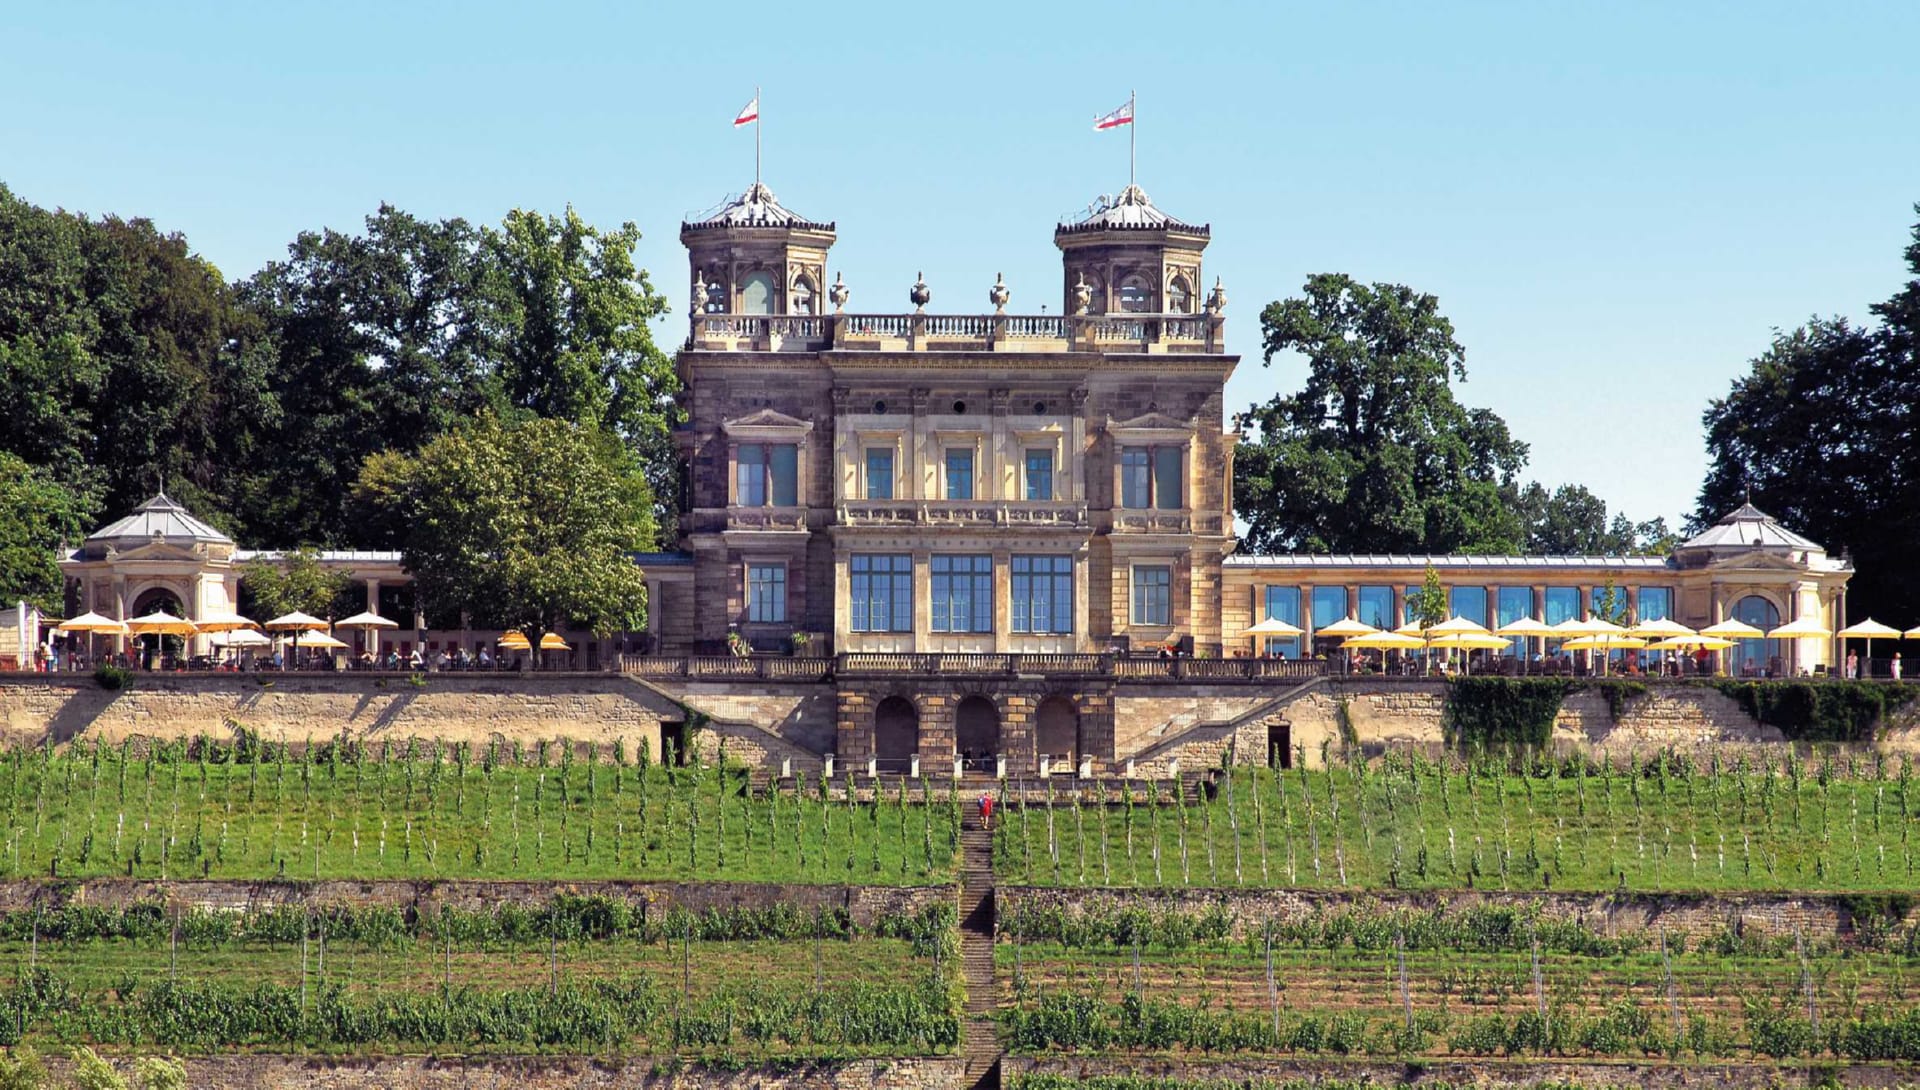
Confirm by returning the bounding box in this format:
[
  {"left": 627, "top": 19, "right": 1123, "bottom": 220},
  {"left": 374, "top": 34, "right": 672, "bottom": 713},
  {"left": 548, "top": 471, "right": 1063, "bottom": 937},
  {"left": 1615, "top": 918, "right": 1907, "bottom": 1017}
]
[
  {"left": 999, "top": 886, "right": 1880, "bottom": 947},
  {"left": 1556, "top": 686, "right": 1789, "bottom": 750},
  {"left": 0, "top": 877, "right": 952, "bottom": 927},
  {"left": 0, "top": 674, "right": 675, "bottom": 752},
  {"left": 49, "top": 1056, "right": 967, "bottom": 1090}
]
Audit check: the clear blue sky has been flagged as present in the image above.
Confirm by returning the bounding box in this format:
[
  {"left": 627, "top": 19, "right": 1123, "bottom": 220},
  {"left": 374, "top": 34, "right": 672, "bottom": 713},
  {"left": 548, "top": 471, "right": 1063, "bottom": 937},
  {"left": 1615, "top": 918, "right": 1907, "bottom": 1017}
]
[{"left": 5, "top": 1, "right": 1917, "bottom": 531}]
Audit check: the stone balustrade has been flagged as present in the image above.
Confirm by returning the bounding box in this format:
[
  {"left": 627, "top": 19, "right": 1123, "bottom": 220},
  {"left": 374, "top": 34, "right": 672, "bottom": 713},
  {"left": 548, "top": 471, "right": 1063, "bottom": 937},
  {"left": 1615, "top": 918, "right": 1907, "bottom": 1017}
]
[{"left": 688, "top": 311, "right": 1225, "bottom": 355}]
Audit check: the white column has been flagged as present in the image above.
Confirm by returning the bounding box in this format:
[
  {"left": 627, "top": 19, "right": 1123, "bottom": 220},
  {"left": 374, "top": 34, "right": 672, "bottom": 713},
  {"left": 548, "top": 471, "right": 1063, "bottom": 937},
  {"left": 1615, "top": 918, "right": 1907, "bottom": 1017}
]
[{"left": 365, "top": 579, "right": 381, "bottom": 657}]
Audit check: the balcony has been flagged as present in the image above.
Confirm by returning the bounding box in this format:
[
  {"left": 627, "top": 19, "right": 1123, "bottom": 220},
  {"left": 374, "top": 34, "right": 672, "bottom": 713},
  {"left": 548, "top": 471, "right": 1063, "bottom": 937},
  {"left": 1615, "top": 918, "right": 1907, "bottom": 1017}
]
[
  {"left": 1110, "top": 510, "right": 1225, "bottom": 535},
  {"left": 724, "top": 506, "right": 809, "bottom": 533},
  {"left": 836, "top": 500, "right": 1090, "bottom": 530},
  {"left": 686, "top": 312, "right": 1224, "bottom": 355}
]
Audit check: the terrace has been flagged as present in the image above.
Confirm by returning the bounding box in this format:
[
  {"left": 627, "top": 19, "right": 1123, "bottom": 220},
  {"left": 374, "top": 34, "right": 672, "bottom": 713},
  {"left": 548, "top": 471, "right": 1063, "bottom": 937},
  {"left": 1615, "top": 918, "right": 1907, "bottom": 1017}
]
[{"left": 619, "top": 652, "right": 1328, "bottom": 683}]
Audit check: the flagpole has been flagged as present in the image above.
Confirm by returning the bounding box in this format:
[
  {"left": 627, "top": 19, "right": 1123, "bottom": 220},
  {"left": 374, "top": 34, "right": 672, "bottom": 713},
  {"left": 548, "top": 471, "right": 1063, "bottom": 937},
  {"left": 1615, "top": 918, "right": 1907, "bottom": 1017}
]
[
  {"left": 1129, "top": 89, "right": 1136, "bottom": 187},
  {"left": 754, "top": 85, "right": 762, "bottom": 187}
]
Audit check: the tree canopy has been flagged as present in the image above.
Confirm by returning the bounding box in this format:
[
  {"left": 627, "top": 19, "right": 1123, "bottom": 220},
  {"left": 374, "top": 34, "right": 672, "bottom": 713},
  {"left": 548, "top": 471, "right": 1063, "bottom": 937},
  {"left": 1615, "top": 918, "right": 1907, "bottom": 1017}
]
[
  {"left": 1696, "top": 206, "right": 1920, "bottom": 622},
  {"left": 0, "top": 186, "right": 682, "bottom": 612},
  {"left": 353, "top": 414, "right": 654, "bottom": 637},
  {"left": 240, "top": 548, "right": 357, "bottom": 622},
  {"left": 0, "top": 452, "right": 88, "bottom": 614},
  {"left": 1235, "top": 274, "right": 1669, "bottom": 557}
]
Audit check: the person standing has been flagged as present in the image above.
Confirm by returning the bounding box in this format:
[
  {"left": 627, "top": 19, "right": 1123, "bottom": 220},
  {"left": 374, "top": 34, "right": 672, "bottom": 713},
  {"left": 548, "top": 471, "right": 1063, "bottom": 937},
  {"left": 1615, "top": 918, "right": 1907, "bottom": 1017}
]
[
  {"left": 1846, "top": 650, "right": 1859, "bottom": 680},
  {"left": 1894, "top": 653, "right": 1904, "bottom": 681}
]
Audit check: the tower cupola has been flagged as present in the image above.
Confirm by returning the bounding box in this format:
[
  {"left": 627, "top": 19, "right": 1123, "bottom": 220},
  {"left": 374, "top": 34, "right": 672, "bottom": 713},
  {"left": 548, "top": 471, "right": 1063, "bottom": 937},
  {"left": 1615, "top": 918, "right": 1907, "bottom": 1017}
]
[
  {"left": 1054, "top": 184, "right": 1210, "bottom": 316},
  {"left": 680, "top": 183, "right": 836, "bottom": 318}
]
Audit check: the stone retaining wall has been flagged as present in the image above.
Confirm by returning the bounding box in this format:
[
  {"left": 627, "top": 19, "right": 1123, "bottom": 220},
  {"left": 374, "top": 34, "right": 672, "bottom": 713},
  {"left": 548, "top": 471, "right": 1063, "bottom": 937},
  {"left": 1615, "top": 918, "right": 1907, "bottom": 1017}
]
[
  {"left": 999, "top": 886, "right": 1886, "bottom": 946},
  {"left": 0, "top": 878, "right": 951, "bottom": 926},
  {"left": 0, "top": 673, "right": 675, "bottom": 754}
]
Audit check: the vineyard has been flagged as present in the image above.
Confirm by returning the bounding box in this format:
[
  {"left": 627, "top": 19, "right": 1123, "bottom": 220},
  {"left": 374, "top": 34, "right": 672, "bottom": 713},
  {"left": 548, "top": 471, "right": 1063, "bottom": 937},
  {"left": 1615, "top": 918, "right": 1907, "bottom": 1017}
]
[
  {"left": 0, "top": 740, "right": 959, "bottom": 884},
  {"left": 994, "top": 752, "right": 1920, "bottom": 892},
  {"left": 996, "top": 898, "right": 1920, "bottom": 1062},
  {"left": 0, "top": 899, "right": 960, "bottom": 1058}
]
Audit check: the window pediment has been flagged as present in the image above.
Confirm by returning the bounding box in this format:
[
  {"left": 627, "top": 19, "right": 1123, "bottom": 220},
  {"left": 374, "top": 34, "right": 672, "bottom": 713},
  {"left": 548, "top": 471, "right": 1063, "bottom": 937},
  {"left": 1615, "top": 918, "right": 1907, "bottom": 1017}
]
[
  {"left": 723, "top": 409, "right": 815, "bottom": 439},
  {"left": 1108, "top": 411, "right": 1192, "bottom": 442}
]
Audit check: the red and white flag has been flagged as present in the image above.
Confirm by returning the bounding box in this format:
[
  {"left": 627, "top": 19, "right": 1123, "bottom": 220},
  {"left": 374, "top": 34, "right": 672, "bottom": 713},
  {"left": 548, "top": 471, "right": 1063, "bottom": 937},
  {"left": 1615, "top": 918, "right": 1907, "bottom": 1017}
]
[
  {"left": 1092, "top": 100, "right": 1133, "bottom": 131},
  {"left": 733, "top": 96, "right": 759, "bottom": 127}
]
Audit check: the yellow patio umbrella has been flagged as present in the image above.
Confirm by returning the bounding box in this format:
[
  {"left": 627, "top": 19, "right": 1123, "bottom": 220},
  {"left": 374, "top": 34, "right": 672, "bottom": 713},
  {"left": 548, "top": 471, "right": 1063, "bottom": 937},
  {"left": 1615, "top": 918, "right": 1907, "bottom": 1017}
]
[
  {"left": 1392, "top": 621, "right": 1430, "bottom": 638},
  {"left": 538, "top": 632, "right": 570, "bottom": 651},
  {"left": 1837, "top": 618, "right": 1902, "bottom": 675},
  {"left": 1766, "top": 616, "right": 1831, "bottom": 639},
  {"left": 335, "top": 611, "right": 398, "bottom": 631},
  {"left": 265, "top": 610, "right": 331, "bottom": 663},
  {"left": 125, "top": 611, "right": 198, "bottom": 636},
  {"left": 1495, "top": 617, "right": 1552, "bottom": 638},
  {"left": 1428, "top": 615, "right": 1491, "bottom": 637},
  {"left": 1699, "top": 619, "right": 1764, "bottom": 639},
  {"left": 1429, "top": 632, "right": 1511, "bottom": 649},
  {"left": 1562, "top": 634, "right": 1649, "bottom": 651},
  {"left": 194, "top": 613, "right": 258, "bottom": 633},
  {"left": 497, "top": 631, "right": 532, "bottom": 650},
  {"left": 1628, "top": 617, "right": 1695, "bottom": 640},
  {"left": 1906, "top": 627, "right": 1920, "bottom": 641},
  {"left": 297, "top": 633, "right": 349, "bottom": 651},
  {"left": 1342, "top": 631, "right": 1426, "bottom": 650},
  {"left": 1315, "top": 615, "right": 1379, "bottom": 638},
  {"left": 57, "top": 611, "right": 129, "bottom": 665},
  {"left": 1244, "top": 615, "right": 1304, "bottom": 637},
  {"left": 1648, "top": 635, "right": 1735, "bottom": 652}
]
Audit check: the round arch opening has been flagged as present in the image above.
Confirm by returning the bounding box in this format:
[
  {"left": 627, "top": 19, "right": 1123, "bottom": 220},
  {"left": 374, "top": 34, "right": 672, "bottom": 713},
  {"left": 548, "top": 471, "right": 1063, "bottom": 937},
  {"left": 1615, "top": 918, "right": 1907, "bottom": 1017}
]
[
  {"left": 128, "top": 586, "right": 188, "bottom": 668},
  {"left": 873, "top": 696, "right": 918, "bottom": 772},
  {"left": 1730, "top": 595, "right": 1781, "bottom": 677},
  {"left": 956, "top": 695, "right": 1000, "bottom": 772},
  {"left": 1035, "top": 695, "right": 1079, "bottom": 771}
]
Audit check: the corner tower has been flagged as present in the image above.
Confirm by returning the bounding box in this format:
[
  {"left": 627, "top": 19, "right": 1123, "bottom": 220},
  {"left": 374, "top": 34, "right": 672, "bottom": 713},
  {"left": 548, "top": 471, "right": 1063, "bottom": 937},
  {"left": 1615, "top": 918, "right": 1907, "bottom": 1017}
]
[
  {"left": 680, "top": 183, "right": 837, "bottom": 318},
  {"left": 1054, "top": 184, "right": 1214, "bottom": 316}
]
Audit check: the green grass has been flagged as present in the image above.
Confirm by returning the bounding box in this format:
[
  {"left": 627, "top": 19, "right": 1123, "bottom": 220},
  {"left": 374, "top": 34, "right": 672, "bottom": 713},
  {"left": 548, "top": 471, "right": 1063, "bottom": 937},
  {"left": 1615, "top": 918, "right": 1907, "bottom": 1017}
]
[
  {"left": 997, "top": 755, "right": 1920, "bottom": 892},
  {"left": 0, "top": 744, "right": 959, "bottom": 884}
]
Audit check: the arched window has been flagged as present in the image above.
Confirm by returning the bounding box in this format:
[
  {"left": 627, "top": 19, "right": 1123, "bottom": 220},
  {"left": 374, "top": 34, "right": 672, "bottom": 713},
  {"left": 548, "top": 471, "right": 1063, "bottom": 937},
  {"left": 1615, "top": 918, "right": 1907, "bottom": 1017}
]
[
  {"left": 740, "top": 271, "right": 776, "bottom": 315},
  {"left": 704, "top": 280, "right": 728, "bottom": 314},
  {"left": 790, "top": 275, "right": 817, "bottom": 315},
  {"left": 1167, "top": 275, "right": 1193, "bottom": 314},
  {"left": 1117, "top": 275, "right": 1153, "bottom": 313}
]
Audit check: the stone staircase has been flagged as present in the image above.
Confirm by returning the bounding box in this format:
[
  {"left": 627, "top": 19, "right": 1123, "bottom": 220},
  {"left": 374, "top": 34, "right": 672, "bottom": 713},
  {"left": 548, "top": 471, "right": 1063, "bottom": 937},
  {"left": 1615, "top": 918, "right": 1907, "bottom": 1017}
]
[{"left": 959, "top": 808, "right": 1000, "bottom": 1090}]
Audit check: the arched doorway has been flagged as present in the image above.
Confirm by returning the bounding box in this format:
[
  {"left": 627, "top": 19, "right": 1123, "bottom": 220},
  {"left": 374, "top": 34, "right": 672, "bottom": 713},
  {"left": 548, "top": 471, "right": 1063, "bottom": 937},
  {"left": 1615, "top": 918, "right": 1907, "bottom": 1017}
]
[
  {"left": 1730, "top": 595, "right": 1781, "bottom": 677},
  {"left": 128, "top": 587, "right": 187, "bottom": 669},
  {"left": 955, "top": 695, "right": 1000, "bottom": 773},
  {"left": 1035, "top": 696, "right": 1079, "bottom": 771},
  {"left": 874, "top": 696, "right": 918, "bottom": 773}
]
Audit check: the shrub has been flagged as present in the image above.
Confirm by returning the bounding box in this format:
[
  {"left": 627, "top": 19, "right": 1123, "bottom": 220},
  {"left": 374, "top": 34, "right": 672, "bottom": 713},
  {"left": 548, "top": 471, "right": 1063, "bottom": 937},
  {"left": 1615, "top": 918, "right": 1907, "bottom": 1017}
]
[
  {"left": 92, "top": 665, "right": 133, "bottom": 691},
  {"left": 1443, "top": 678, "right": 1570, "bottom": 750}
]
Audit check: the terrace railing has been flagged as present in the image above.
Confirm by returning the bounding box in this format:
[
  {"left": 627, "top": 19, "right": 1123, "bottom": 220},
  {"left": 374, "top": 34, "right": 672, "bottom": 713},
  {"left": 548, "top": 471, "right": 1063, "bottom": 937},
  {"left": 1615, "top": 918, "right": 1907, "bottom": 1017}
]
[
  {"left": 621, "top": 652, "right": 1327, "bottom": 683},
  {"left": 686, "top": 311, "right": 1226, "bottom": 354}
]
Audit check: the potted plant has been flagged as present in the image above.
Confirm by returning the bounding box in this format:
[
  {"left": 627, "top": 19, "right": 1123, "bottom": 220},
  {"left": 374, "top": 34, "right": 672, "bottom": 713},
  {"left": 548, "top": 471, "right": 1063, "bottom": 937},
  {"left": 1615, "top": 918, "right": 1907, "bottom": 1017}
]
[
  {"left": 725, "top": 627, "right": 750, "bottom": 659},
  {"left": 789, "top": 631, "right": 814, "bottom": 657}
]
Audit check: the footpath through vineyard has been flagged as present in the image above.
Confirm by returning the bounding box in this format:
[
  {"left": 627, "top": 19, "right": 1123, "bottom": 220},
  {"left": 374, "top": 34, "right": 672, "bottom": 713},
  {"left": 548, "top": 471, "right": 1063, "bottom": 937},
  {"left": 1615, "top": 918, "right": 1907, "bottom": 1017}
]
[{"left": 961, "top": 795, "right": 1000, "bottom": 1090}]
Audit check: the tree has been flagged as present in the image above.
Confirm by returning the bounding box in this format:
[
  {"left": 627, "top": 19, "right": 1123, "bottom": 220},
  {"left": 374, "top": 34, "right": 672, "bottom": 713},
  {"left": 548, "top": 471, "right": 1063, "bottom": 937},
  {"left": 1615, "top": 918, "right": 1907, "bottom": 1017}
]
[
  {"left": 1411, "top": 563, "right": 1449, "bottom": 630},
  {"left": 1235, "top": 274, "right": 1531, "bottom": 555},
  {"left": 1695, "top": 207, "right": 1920, "bottom": 622},
  {"left": 477, "top": 208, "right": 681, "bottom": 534},
  {"left": 242, "top": 548, "right": 355, "bottom": 620},
  {"left": 0, "top": 453, "right": 88, "bottom": 612},
  {"left": 354, "top": 415, "right": 654, "bottom": 638}
]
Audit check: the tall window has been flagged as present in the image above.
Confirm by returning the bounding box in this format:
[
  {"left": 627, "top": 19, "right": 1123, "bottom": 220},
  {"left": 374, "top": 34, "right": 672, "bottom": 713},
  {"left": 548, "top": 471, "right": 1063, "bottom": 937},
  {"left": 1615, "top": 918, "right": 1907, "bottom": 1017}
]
[
  {"left": 1403, "top": 585, "right": 1425, "bottom": 627},
  {"left": 930, "top": 555, "right": 992, "bottom": 633},
  {"left": 747, "top": 564, "right": 786, "bottom": 623},
  {"left": 1117, "top": 275, "right": 1152, "bottom": 313},
  {"left": 945, "top": 448, "right": 974, "bottom": 500},
  {"left": 1012, "top": 555, "right": 1073, "bottom": 634},
  {"left": 1637, "top": 586, "right": 1673, "bottom": 621},
  {"left": 736, "top": 445, "right": 766, "bottom": 506},
  {"left": 1356, "top": 586, "right": 1394, "bottom": 630},
  {"left": 1153, "top": 447, "right": 1183, "bottom": 509},
  {"left": 1025, "top": 449, "right": 1053, "bottom": 501},
  {"left": 850, "top": 555, "right": 911, "bottom": 633},
  {"left": 1132, "top": 566, "right": 1171, "bottom": 626},
  {"left": 1167, "top": 276, "right": 1192, "bottom": 314},
  {"left": 1120, "top": 446, "right": 1183, "bottom": 509},
  {"left": 865, "top": 448, "right": 894, "bottom": 500},
  {"left": 1497, "top": 586, "right": 1533, "bottom": 656},
  {"left": 1450, "top": 586, "right": 1489, "bottom": 627},
  {"left": 740, "top": 271, "right": 776, "bottom": 315},
  {"left": 735, "top": 443, "right": 798, "bottom": 507},
  {"left": 1261, "top": 586, "right": 1301, "bottom": 658},
  {"left": 1544, "top": 586, "right": 1581, "bottom": 626}
]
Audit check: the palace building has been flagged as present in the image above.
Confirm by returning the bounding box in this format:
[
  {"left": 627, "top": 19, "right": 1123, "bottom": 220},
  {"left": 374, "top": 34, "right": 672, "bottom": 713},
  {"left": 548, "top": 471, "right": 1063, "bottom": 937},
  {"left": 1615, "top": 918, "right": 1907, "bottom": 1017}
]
[{"left": 43, "top": 179, "right": 1856, "bottom": 772}]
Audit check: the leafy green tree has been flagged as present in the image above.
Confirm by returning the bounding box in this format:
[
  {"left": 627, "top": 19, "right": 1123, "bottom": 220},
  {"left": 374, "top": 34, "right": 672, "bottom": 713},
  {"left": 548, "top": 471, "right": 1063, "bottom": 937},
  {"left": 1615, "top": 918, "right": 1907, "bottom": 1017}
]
[
  {"left": 1696, "top": 207, "right": 1920, "bottom": 622},
  {"left": 242, "top": 548, "right": 355, "bottom": 620},
  {"left": 477, "top": 207, "right": 681, "bottom": 532},
  {"left": 355, "top": 414, "right": 654, "bottom": 638},
  {"left": 0, "top": 453, "right": 89, "bottom": 612},
  {"left": 1235, "top": 274, "right": 1530, "bottom": 554},
  {"left": 1592, "top": 577, "right": 1628, "bottom": 626},
  {"left": 1411, "top": 564, "right": 1449, "bottom": 631}
]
